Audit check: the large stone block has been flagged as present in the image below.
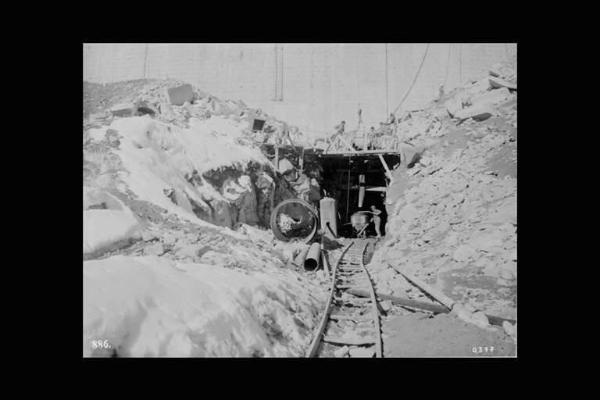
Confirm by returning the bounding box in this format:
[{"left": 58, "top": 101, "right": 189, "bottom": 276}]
[
  {"left": 489, "top": 77, "right": 517, "bottom": 90},
  {"left": 110, "top": 103, "right": 136, "bottom": 117},
  {"left": 470, "top": 87, "right": 512, "bottom": 107},
  {"left": 166, "top": 84, "right": 195, "bottom": 105},
  {"left": 454, "top": 104, "right": 494, "bottom": 121}
]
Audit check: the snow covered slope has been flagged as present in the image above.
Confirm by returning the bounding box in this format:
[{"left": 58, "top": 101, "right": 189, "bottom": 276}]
[{"left": 84, "top": 255, "right": 323, "bottom": 357}]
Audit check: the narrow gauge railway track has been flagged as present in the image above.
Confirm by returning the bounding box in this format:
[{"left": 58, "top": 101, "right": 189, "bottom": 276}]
[{"left": 306, "top": 239, "right": 383, "bottom": 358}]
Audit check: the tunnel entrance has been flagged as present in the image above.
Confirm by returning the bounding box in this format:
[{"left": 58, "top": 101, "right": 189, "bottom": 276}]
[
  {"left": 317, "top": 152, "right": 401, "bottom": 238},
  {"left": 261, "top": 143, "right": 402, "bottom": 241}
]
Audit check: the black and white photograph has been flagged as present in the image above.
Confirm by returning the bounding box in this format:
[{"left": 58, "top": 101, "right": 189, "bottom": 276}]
[{"left": 83, "top": 43, "right": 517, "bottom": 358}]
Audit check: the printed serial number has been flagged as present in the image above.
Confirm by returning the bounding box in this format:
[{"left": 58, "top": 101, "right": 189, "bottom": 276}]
[
  {"left": 91, "top": 339, "right": 112, "bottom": 350},
  {"left": 472, "top": 346, "right": 495, "bottom": 354}
]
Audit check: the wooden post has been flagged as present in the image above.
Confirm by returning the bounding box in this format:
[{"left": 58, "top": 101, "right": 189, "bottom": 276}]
[
  {"left": 358, "top": 174, "right": 365, "bottom": 208},
  {"left": 274, "top": 140, "right": 280, "bottom": 174},
  {"left": 378, "top": 154, "right": 393, "bottom": 185},
  {"left": 321, "top": 248, "right": 330, "bottom": 279}
]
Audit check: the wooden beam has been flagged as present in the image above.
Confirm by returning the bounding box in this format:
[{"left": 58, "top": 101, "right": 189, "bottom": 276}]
[
  {"left": 389, "top": 264, "right": 455, "bottom": 310},
  {"left": 322, "top": 336, "right": 376, "bottom": 346},
  {"left": 321, "top": 149, "right": 400, "bottom": 156},
  {"left": 378, "top": 154, "right": 393, "bottom": 183},
  {"left": 346, "top": 289, "right": 516, "bottom": 327}
]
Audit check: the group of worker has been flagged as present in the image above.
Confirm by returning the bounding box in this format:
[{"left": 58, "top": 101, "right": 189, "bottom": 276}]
[{"left": 331, "top": 112, "right": 400, "bottom": 151}]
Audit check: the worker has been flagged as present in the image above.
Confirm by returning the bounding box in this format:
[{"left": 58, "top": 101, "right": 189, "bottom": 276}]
[
  {"left": 279, "top": 122, "right": 293, "bottom": 147},
  {"left": 368, "top": 126, "right": 376, "bottom": 150},
  {"left": 388, "top": 113, "right": 398, "bottom": 135},
  {"left": 369, "top": 205, "right": 383, "bottom": 238},
  {"left": 326, "top": 120, "right": 346, "bottom": 152}
]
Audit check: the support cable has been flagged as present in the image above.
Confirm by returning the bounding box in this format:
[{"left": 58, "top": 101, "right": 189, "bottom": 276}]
[
  {"left": 392, "top": 43, "right": 430, "bottom": 116},
  {"left": 442, "top": 43, "right": 452, "bottom": 88}
]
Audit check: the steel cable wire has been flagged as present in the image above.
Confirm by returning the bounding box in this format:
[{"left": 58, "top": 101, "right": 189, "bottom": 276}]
[{"left": 392, "top": 43, "right": 431, "bottom": 116}]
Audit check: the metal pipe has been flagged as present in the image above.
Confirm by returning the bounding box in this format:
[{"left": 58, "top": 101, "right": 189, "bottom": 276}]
[
  {"left": 304, "top": 242, "right": 321, "bottom": 271},
  {"left": 293, "top": 245, "right": 310, "bottom": 268}
]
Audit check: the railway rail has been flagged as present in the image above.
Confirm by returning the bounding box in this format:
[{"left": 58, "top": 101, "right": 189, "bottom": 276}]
[{"left": 306, "top": 239, "right": 383, "bottom": 358}]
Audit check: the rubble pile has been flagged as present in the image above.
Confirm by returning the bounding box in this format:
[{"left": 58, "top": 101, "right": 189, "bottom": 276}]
[
  {"left": 363, "top": 60, "right": 516, "bottom": 154},
  {"left": 83, "top": 80, "right": 329, "bottom": 357},
  {"left": 85, "top": 79, "right": 307, "bottom": 147},
  {"left": 369, "top": 61, "right": 517, "bottom": 329},
  {"left": 84, "top": 79, "right": 313, "bottom": 239}
]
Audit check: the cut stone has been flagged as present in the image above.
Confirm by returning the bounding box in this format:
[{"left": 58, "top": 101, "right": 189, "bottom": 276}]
[
  {"left": 454, "top": 105, "right": 494, "bottom": 121},
  {"left": 167, "top": 84, "right": 195, "bottom": 105},
  {"left": 489, "top": 77, "right": 517, "bottom": 90},
  {"left": 110, "top": 103, "right": 136, "bottom": 117}
]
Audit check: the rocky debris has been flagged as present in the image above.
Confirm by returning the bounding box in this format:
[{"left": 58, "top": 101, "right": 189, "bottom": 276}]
[
  {"left": 451, "top": 304, "right": 491, "bottom": 330},
  {"left": 369, "top": 61, "right": 517, "bottom": 324},
  {"left": 84, "top": 78, "right": 320, "bottom": 234},
  {"left": 333, "top": 345, "right": 350, "bottom": 358},
  {"left": 470, "top": 87, "right": 512, "bottom": 107},
  {"left": 489, "top": 62, "right": 516, "bottom": 81},
  {"left": 454, "top": 104, "right": 494, "bottom": 122},
  {"left": 503, "top": 321, "right": 517, "bottom": 340},
  {"left": 380, "top": 300, "right": 393, "bottom": 312},
  {"left": 143, "top": 242, "right": 165, "bottom": 256},
  {"left": 438, "top": 63, "right": 517, "bottom": 124},
  {"left": 84, "top": 79, "right": 306, "bottom": 148}
]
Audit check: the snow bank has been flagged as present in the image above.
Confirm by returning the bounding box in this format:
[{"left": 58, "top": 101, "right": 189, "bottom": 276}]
[
  {"left": 83, "top": 208, "right": 141, "bottom": 254},
  {"left": 104, "top": 115, "right": 269, "bottom": 225},
  {"left": 84, "top": 255, "right": 322, "bottom": 357}
]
